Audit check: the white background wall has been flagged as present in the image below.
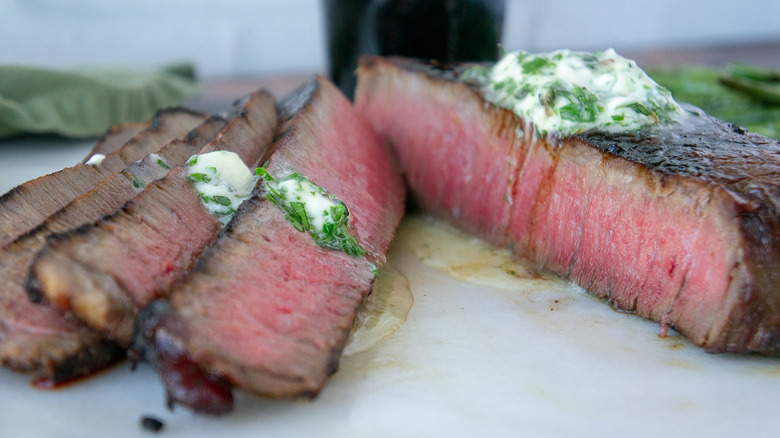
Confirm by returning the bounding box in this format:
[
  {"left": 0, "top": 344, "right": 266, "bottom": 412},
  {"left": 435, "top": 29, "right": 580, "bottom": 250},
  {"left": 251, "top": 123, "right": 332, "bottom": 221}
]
[{"left": 2, "top": 0, "right": 779, "bottom": 78}]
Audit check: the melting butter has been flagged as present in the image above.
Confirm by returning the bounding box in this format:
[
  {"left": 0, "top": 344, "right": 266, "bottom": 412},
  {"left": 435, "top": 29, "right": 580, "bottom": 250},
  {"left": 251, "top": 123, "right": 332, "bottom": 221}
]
[
  {"left": 343, "top": 260, "right": 413, "bottom": 356},
  {"left": 395, "top": 214, "right": 539, "bottom": 290},
  {"left": 85, "top": 154, "right": 105, "bottom": 166},
  {"left": 186, "top": 151, "right": 257, "bottom": 225}
]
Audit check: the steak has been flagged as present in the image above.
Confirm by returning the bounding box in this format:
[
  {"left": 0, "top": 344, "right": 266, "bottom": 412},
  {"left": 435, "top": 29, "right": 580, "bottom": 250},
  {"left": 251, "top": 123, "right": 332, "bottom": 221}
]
[
  {"left": 131, "top": 77, "right": 405, "bottom": 414},
  {"left": 81, "top": 121, "right": 150, "bottom": 162},
  {"left": 354, "top": 56, "right": 780, "bottom": 355},
  {"left": 0, "top": 117, "right": 225, "bottom": 383},
  {"left": 0, "top": 108, "right": 207, "bottom": 248},
  {"left": 26, "top": 91, "right": 279, "bottom": 347}
]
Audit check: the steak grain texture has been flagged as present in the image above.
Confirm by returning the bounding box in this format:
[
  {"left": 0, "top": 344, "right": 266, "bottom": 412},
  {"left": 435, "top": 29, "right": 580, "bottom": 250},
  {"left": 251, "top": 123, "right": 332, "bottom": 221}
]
[
  {"left": 354, "top": 56, "right": 780, "bottom": 355},
  {"left": 27, "top": 91, "right": 279, "bottom": 347},
  {"left": 0, "top": 117, "right": 225, "bottom": 382},
  {"left": 133, "top": 77, "right": 405, "bottom": 414},
  {"left": 0, "top": 108, "right": 207, "bottom": 248}
]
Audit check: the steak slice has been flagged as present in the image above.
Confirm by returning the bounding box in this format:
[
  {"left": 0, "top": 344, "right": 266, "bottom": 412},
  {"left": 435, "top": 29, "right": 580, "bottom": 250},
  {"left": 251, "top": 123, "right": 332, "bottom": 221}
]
[
  {"left": 27, "top": 90, "right": 279, "bottom": 347},
  {"left": 0, "top": 117, "right": 225, "bottom": 383},
  {"left": 132, "top": 77, "right": 405, "bottom": 414},
  {"left": 44, "top": 116, "right": 228, "bottom": 237},
  {"left": 0, "top": 108, "right": 207, "bottom": 248},
  {"left": 354, "top": 56, "right": 780, "bottom": 355},
  {"left": 81, "top": 121, "right": 150, "bottom": 162}
]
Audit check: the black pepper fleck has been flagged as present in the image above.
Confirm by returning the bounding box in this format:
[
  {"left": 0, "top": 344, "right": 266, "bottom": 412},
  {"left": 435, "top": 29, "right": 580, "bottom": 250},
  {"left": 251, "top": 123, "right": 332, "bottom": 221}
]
[{"left": 141, "top": 416, "right": 164, "bottom": 432}]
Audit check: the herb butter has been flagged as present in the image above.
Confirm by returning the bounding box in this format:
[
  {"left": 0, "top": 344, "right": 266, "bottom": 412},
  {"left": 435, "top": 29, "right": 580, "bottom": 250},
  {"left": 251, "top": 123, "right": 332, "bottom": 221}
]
[
  {"left": 186, "top": 151, "right": 257, "bottom": 225},
  {"left": 256, "top": 167, "right": 365, "bottom": 257},
  {"left": 464, "top": 48, "right": 682, "bottom": 136}
]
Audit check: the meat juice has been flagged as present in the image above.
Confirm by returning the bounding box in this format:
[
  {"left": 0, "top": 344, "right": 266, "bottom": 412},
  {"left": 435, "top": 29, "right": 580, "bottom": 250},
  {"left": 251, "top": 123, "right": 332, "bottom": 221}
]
[{"left": 325, "top": 0, "right": 505, "bottom": 98}]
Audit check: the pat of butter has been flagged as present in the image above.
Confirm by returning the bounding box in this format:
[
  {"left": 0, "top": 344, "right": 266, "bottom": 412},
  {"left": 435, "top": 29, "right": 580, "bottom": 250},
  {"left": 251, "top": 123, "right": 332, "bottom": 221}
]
[
  {"left": 85, "top": 154, "right": 106, "bottom": 166},
  {"left": 186, "top": 150, "right": 257, "bottom": 225}
]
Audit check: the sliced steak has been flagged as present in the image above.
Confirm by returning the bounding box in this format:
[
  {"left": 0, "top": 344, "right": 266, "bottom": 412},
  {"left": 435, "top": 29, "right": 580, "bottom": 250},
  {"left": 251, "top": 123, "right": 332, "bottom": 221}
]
[
  {"left": 0, "top": 117, "right": 225, "bottom": 383},
  {"left": 81, "top": 121, "right": 150, "bottom": 162},
  {"left": 0, "top": 108, "right": 207, "bottom": 248},
  {"left": 132, "top": 77, "right": 405, "bottom": 415},
  {"left": 27, "top": 90, "right": 279, "bottom": 347},
  {"left": 354, "top": 56, "right": 780, "bottom": 355},
  {"left": 45, "top": 116, "right": 228, "bottom": 236}
]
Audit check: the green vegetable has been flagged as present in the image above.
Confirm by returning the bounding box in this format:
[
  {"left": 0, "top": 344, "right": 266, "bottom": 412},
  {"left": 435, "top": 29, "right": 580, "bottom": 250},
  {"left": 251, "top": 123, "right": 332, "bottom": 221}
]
[
  {"left": 647, "top": 64, "right": 780, "bottom": 139},
  {"left": 156, "top": 158, "right": 170, "bottom": 169}
]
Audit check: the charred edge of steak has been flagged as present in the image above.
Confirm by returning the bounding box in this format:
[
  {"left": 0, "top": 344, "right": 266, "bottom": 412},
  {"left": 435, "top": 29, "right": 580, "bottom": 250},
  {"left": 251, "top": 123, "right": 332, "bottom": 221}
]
[
  {"left": 131, "top": 301, "right": 234, "bottom": 416},
  {"left": 269, "top": 76, "right": 323, "bottom": 156},
  {"left": 150, "top": 107, "right": 207, "bottom": 129},
  {"left": 47, "top": 338, "right": 125, "bottom": 384},
  {"left": 83, "top": 122, "right": 149, "bottom": 162},
  {"left": 277, "top": 78, "right": 319, "bottom": 122},
  {"left": 118, "top": 107, "right": 205, "bottom": 154},
  {"left": 184, "top": 116, "right": 226, "bottom": 143}
]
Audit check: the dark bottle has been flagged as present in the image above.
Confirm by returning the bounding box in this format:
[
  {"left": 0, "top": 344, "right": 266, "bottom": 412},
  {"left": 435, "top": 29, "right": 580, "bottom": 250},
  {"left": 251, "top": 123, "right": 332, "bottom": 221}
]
[{"left": 325, "top": 0, "right": 505, "bottom": 98}]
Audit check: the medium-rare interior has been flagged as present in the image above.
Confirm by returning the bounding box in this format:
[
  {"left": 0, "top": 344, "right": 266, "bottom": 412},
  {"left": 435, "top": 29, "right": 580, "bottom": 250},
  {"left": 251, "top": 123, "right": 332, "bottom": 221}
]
[
  {"left": 26, "top": 91, "right": 279, "bottom": 347},
  {"left": 131, "top": 76, "right": 405, "bottom": 415},
  {"left": 354, "top": 53, "right": 780, "bottom": 355}
]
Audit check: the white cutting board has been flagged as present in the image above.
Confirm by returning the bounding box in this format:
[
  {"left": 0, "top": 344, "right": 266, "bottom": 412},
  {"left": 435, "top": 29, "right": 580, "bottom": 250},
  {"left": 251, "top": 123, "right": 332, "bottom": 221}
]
[{"left": 1, "top": 138, "right": 779, "bottom": 438}]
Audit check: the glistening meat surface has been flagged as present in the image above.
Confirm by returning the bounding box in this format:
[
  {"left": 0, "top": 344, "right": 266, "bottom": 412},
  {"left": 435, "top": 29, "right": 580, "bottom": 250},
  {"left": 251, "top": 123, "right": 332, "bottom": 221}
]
[
  {"left": 354, "top": 56, "right": 780, "bottom": 355},
  {"left": 132, "top": 77, "right": 405, "bottom": 414}
]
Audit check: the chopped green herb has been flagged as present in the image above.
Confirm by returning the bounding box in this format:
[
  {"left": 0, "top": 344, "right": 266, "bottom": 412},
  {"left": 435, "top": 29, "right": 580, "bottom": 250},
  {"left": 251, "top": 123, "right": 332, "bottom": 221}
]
[
  {"left": 156, "top": 158, "right": 170, "bottom": 169},
  {"left": 131, "top": 174, "right": 144, "bottom": 189},
  {"left": 522, "top": 56, "right": 553, "bottom": 75},
  {"left": 212, "top": 195, "right": 232, "bottom": 206}
]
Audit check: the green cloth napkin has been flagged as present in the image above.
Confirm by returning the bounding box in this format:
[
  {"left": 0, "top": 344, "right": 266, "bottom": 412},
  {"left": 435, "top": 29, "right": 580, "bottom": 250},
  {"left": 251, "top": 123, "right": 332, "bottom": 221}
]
[{"left": 0, "top": 63, "right": 199, "bottom": 139}]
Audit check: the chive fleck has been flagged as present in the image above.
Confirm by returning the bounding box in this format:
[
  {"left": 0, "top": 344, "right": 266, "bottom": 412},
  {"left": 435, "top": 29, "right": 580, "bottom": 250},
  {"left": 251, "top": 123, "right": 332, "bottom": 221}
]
[
  {"left": 187, "top": 173, "right": 210, "bottom": 183},
  {"left": 131, "top": 174, "right": 144, "bottom": 189},
  {"left": 212, "top": 195, "right": 232, "bottom": 206}
]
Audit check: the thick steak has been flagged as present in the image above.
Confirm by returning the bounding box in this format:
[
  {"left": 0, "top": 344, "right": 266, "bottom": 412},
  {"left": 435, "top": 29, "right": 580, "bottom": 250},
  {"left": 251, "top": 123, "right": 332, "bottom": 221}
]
[
  {"left": 0, "top": 108, "right": 207, "bottom": 248},
  {"left": 27, "top": 91, "right": 279, "bottom": 347},
  {"left": 132, "top": 77, "right": 405, "bottom": 415},
  {"left": 0, "top": 117, "right": 225, "bottom": 383},
  {"left": 354, "top": 56, "right": 780, "bottom": 355}
]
